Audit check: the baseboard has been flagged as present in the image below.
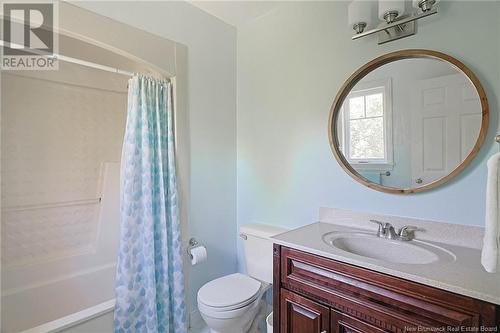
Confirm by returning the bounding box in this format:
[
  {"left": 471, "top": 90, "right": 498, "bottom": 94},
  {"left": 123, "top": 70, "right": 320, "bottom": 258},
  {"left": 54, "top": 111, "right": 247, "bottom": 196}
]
[{"left": 189, "top": 308, "right": 204, "bottom": 331}]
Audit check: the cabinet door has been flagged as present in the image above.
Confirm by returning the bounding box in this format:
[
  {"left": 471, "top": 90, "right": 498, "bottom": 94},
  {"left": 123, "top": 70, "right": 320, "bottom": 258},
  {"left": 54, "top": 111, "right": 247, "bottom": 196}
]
[
  {"left": 331, "top": 310, "right": 387, "bottom": 333},
  {"left": 281, "top": 289, "right": 330, "bottom": 333}
]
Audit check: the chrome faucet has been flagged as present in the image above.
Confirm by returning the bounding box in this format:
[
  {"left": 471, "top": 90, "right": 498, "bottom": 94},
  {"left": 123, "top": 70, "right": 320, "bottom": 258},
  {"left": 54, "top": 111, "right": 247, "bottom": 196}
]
[{"left": 369, "top": 220, "right": 418, "bottom": 241}]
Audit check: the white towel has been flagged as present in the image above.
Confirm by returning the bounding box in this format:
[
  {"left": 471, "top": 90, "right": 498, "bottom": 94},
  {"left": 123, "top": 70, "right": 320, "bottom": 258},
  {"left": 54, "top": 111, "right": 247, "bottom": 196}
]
[{"left": 481, "top": 152, "right": 500, "bottom": 273}]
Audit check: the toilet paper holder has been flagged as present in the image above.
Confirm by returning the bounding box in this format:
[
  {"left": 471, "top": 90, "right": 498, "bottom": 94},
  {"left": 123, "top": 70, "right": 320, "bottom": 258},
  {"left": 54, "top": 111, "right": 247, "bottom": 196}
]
[{"left": 187, "top": 237, "right": 201, "bottom": 258}]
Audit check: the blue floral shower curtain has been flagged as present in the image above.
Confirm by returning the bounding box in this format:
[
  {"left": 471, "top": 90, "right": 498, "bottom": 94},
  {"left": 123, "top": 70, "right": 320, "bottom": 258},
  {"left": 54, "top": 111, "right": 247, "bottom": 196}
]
[{"left": 114, "top": 76, "right": 187, "bottom": 333}]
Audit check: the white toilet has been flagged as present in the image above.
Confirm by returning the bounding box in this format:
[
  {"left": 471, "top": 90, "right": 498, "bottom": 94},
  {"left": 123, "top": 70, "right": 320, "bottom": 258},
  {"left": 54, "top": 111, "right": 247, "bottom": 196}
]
[{"left": 197, "top": 224, "right": 287, "bottom": 333}]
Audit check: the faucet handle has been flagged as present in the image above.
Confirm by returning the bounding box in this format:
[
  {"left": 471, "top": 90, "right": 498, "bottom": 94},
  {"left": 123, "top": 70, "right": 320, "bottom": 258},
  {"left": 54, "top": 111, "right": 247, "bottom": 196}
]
[
  {"left": 398, "top": 225, "right": 419, "bottom": 240},
  {"left": 369, "top": 219, "right": 384, "bottom": 235},
  {"left": 369, "top": 219, "right": 384, "bottom": 226}
]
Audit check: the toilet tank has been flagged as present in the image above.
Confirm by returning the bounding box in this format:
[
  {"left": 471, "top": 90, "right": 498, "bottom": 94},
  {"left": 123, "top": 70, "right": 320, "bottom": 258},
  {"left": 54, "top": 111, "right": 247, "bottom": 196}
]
[{"left": 240, "top": 224, "right": 288, "bottom": 284}]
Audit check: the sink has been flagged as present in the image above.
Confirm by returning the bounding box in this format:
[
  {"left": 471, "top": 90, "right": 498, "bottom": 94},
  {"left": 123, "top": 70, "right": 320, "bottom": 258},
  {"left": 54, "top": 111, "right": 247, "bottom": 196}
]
[{"left": 322, "top": 232, "right": 456, "bottom": 265}]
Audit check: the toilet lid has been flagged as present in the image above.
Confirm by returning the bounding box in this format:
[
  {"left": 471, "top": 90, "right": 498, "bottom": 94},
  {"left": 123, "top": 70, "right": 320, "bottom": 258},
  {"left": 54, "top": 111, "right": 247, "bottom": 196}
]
[{"left": 198, "top": 273, "right": 261, "bottom": 309}]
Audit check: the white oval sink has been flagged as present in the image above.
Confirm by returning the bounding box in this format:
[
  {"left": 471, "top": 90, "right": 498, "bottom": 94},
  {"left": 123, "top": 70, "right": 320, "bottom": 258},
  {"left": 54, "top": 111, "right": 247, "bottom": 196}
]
[{"left": 322, "top": 232, "right": 456, "bottom": 265}]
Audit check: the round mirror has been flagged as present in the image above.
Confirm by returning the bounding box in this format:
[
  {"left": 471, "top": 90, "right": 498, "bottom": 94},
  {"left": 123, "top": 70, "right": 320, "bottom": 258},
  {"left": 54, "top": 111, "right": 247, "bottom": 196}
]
[{"left": 328, "top": 50, "right": 488, "bottom": 194}]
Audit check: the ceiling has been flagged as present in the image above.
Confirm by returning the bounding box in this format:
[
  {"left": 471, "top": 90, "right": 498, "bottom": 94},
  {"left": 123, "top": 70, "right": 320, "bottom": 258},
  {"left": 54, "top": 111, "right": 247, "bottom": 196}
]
[{"left": 189, "top": 1, "right": 280, "bottom": 28}]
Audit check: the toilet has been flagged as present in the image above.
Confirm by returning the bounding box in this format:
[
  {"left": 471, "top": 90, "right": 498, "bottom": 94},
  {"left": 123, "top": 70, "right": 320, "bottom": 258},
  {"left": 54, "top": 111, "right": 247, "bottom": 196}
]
[{"left": 197, "top": 224, "right": 287, "bottom": 333}]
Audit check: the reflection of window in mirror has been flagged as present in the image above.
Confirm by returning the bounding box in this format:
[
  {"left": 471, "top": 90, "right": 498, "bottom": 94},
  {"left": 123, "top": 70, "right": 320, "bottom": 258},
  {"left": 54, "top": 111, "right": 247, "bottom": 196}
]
[{"left": 339, "top": 78, "right": 393, "bottom": 170}]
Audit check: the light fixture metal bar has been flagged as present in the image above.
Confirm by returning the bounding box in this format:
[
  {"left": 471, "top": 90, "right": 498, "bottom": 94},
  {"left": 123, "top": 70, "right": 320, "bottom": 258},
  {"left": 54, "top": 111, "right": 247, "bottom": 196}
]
[{"left": 352, "top": 7, "right": 438, "bottom": 41}]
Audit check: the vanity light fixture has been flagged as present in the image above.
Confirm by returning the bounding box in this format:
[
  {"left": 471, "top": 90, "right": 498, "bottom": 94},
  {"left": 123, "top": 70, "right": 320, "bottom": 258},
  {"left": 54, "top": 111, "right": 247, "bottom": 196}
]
[
  {"left": 348, "top": 0, "right": 374, "bottom": 34},
  {"left": 379, "top": 0, "right": 406, "bottom": 24},
  {"left": 349, "top": 0, "right": 440, "bottom": 44},
  {"left": 413, "top": 0, "right": 440, "bottom": 12}
]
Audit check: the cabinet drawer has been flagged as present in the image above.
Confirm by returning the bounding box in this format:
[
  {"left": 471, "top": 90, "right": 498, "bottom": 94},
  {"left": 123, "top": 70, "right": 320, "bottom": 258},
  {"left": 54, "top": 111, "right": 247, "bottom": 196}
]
[
  {"left": 280, "top": 246, "right": 497, "bottom": 332},
  {"left": 331, "top": 310, "right": 386, "bottom": 333}
]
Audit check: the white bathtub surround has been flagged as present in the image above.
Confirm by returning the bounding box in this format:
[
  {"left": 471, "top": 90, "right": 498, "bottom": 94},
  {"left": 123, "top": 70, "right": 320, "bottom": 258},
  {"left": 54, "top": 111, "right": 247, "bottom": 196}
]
[
  {"left": 272, "top": 209, "right": 500, "bottom": 305},
  {"left": 1, "top": 160, "right": 120, "bottom": 332},
  {"left": 1, "top": 4, "right": 195, "bottom": 332},
  {"left": 482, "top": 153, "right": 500, "bottom": 273}
]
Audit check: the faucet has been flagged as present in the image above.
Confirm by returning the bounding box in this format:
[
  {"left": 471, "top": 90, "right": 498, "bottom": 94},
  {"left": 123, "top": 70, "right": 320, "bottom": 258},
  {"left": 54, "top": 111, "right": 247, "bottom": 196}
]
[{"left": 369, "top": 220, "right": 418, "bottom": 241}]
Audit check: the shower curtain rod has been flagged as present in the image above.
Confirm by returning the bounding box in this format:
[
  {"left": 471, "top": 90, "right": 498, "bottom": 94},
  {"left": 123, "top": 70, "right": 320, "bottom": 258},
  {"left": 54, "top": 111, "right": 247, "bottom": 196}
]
[
  {"left": 54, "top": 53, "right": 134, "bottom": 76},
  {"left": 0, "top": 40, "right": 134, "bottom": 76}
]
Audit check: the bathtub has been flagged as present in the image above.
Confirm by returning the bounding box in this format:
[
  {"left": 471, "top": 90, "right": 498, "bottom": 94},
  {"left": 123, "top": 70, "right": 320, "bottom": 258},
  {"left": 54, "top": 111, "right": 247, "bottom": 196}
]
[
  {"left": 2, "top": 262, "right": 116, "bottom": 333},
  {"left": 19, "top": 300, "right": 115, "bottom": 333}
]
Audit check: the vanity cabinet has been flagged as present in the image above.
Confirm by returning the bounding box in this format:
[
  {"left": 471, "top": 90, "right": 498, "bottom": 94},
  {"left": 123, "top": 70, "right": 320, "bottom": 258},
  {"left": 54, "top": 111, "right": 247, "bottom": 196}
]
[{"left": 273, "top": 245, "right": 499, "bottom": 333}]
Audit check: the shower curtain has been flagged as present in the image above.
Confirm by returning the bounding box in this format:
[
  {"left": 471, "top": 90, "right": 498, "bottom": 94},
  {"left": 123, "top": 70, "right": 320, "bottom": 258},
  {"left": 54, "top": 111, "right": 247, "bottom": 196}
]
[{"left": 114, "top": 76, "right": 187, "bottom": 333}]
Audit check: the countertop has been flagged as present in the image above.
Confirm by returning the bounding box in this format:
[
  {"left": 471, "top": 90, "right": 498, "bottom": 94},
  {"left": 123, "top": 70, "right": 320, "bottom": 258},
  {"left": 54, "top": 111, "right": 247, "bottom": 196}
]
[{"left": 272, "top": 222, "right": 500, "bottom": 305}]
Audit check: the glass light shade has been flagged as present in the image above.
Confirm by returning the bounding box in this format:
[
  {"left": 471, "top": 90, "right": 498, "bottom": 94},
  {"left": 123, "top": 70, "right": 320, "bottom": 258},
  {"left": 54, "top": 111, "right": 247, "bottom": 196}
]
[
  {"left": 348, "top": 0, "right": 374, "bottom": 28},
  {"left": 378, "top": 0, "right": 406, "bottom": 21},
  {"left": 412, "top": 0, "right": 440, "bottom": 12}
]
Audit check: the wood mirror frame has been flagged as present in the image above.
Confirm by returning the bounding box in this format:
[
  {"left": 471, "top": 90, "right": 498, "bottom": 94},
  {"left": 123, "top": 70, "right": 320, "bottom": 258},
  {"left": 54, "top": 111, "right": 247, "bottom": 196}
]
[{"left": 328, "top": 49, "right": 489, "bottom": 194}]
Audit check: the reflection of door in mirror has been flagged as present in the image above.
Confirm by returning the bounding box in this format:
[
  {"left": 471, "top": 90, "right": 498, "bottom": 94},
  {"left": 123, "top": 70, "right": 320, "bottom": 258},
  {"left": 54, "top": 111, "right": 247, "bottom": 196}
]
[{"left": 411, "top": 74, "right": 481, "bottom": 186}]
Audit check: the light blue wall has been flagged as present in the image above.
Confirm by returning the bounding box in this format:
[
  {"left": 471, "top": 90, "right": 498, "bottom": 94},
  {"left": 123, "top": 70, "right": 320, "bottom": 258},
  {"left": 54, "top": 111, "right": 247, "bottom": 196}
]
[
  {"left": 237, "top": 1, "right": 500, "bottom": 270},
  {"left": 73, "top": 0, "right": 238, "bottom": 318}
]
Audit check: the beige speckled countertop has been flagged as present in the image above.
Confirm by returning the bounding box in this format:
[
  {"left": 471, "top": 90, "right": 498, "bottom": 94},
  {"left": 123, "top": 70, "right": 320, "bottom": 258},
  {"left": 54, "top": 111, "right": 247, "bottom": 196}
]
[{"left": 272, "top": 222, "right": 500, "bottom": 305}]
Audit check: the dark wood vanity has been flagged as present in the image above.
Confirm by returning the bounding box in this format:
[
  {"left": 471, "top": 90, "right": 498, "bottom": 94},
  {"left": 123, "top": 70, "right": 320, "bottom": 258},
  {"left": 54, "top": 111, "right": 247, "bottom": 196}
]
[{"left": 273, "top": 244, "right": 499, "bottom": 333}]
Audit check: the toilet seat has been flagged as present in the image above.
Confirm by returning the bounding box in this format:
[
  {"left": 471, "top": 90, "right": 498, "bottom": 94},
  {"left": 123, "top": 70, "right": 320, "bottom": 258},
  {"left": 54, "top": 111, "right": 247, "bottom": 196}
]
[
  {"left": 198, "top": 297, "right": 258, "bottom": 320},
  {"left": 197, "top": 273, "right": 262, "bottom": 312}
]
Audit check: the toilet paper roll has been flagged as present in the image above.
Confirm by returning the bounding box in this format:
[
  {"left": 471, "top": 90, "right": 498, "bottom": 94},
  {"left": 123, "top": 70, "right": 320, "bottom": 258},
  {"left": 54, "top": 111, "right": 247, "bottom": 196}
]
[{"left": 189, "top": 246, "right": 207, "bottom": 265}]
